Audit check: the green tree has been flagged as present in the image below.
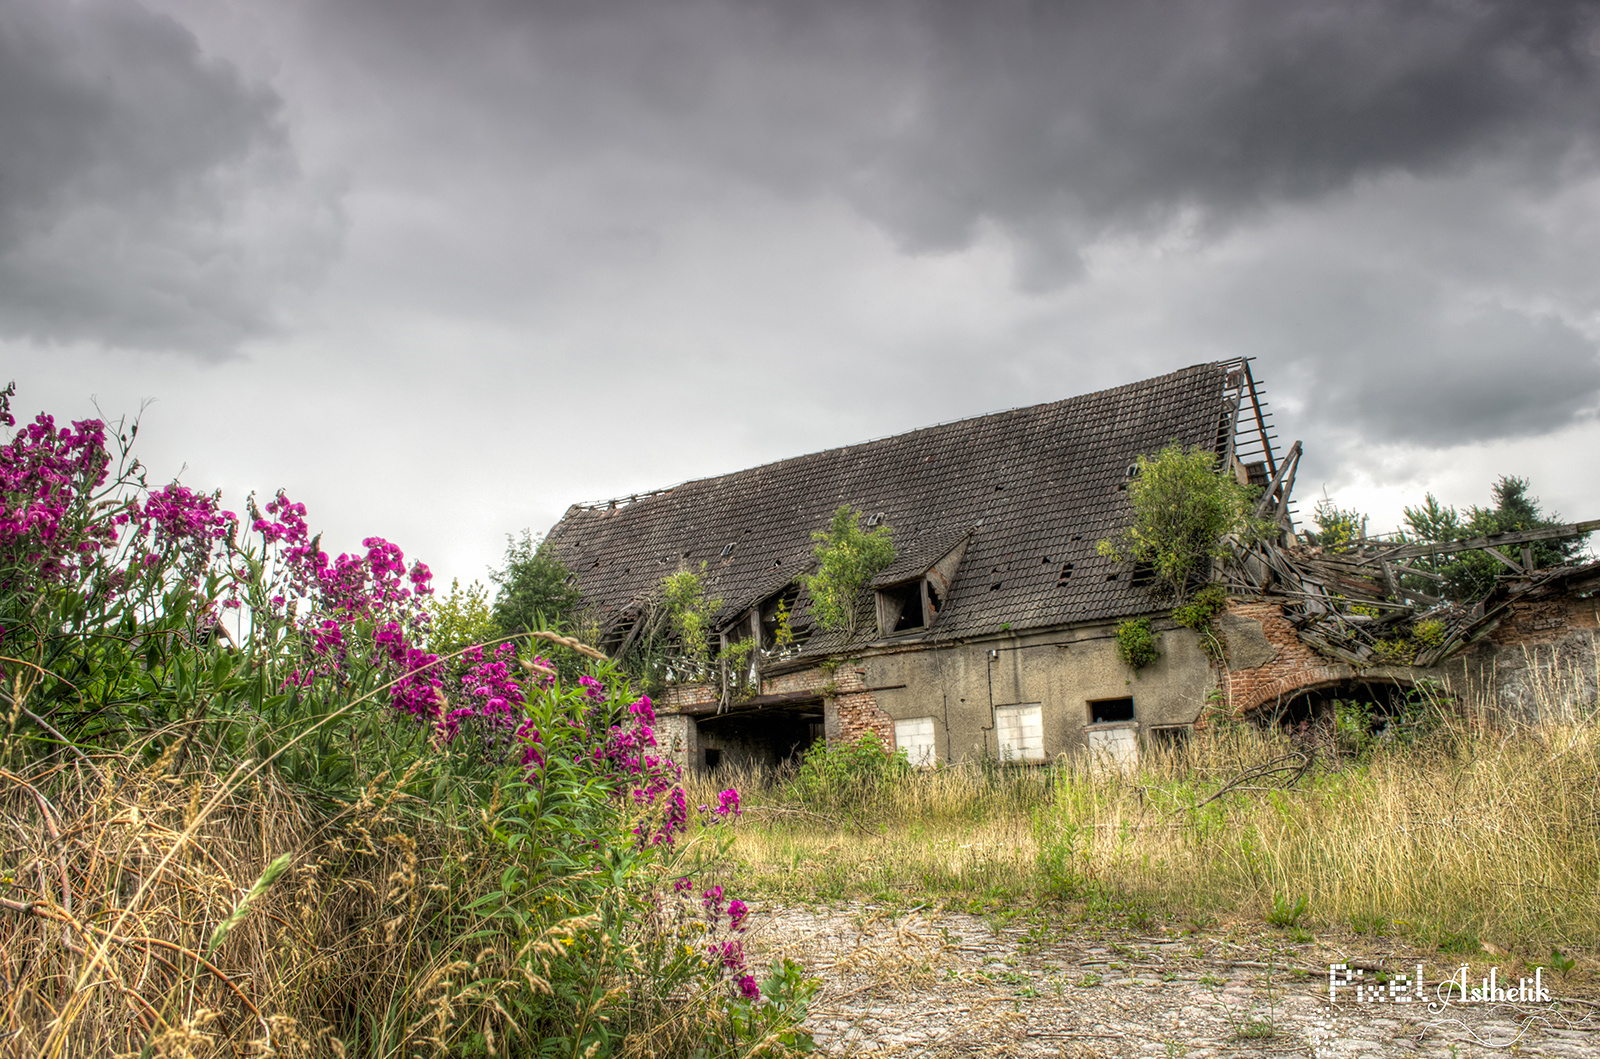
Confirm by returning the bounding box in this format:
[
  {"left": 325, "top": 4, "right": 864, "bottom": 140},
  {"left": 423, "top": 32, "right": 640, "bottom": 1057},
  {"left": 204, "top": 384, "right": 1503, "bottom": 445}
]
[
  {"left": 660, "top": 564, "right": 720, "bottom": 672},
  {"left": 425, "top": 578, "right": 500, "bottom": 654},
  {"left": 1303, "top": 494, "right": 1369, "bottom": 549},
  {"left": 1097, "top": 441, "right": 1262, "bottom": 600},
  {"left": 800, "top": 505, "right": 896, "bottom": 635},
  {"left": 489, "top": 530, "right": 583, "bottom": 634},
  {"left": 1403, "top": 475, "right": 1589, "bottom": 602}
]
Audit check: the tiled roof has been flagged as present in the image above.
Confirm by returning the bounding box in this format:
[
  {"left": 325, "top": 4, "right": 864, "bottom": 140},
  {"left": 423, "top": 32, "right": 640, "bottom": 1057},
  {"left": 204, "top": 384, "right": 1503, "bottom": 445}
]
[{"left": 547, "top": 363, "right": 1231, "bottom": 647}]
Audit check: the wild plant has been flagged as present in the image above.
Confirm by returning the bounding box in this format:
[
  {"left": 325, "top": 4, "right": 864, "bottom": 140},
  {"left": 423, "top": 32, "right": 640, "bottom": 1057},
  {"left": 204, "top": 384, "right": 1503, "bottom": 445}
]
[{"left": 0, "top": 387, "right": 808, "bottom": 1057}]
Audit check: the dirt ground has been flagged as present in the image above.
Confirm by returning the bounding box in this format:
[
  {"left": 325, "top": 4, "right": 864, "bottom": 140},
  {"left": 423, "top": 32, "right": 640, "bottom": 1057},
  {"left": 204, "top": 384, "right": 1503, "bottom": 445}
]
[{"left": 746, "top": 902, "right": 1600, "bottom": 1057}]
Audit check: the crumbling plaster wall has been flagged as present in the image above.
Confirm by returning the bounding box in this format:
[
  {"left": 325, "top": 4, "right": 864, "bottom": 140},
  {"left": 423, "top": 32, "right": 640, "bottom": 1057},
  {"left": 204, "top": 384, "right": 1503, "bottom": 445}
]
[
  {"left": 765, "top": 620, "right": 1214, "bottom": 766},
  {"left": 1219, "top": 595, "right": 1600, "bottom": 724}
]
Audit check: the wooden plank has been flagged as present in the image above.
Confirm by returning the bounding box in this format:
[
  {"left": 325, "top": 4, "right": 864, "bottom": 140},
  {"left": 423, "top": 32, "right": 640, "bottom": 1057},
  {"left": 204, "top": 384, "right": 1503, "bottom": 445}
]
[
  {"left": 1357, "top": 518, "right": 1600, "bottom": 564},
  {"left": 1252, "top": 440, "right": 1302, "bottom": 520},
  {"left": 1483, "top": 546, "right": 1526, "bottom": 574},
  {"left": 1243, "top": 361, "right": 1277, "bottom": 477}
]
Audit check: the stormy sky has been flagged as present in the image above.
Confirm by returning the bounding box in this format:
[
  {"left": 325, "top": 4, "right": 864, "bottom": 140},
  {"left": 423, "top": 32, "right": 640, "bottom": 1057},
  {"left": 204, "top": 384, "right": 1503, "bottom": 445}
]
[{"left": 5, "top": 0, "right": 1599, "bottom": 589}]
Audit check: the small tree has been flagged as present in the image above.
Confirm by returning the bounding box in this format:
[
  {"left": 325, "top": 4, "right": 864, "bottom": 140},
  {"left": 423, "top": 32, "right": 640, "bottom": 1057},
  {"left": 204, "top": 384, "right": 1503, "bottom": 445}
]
[
  {"left": 1303, "top": 494, "right": 1369, "bottom": 549},
  {"left": 490, "top": 530, "right": 583, "bottom": 634},
  {"left": 660, "top": 564, "right": 720, "bottom": 674},
  {"left": 1097, "top": 441, "right": 1261, "bottom": 600},
  {"left": 800, "top": 506, "right": 896, "bottom": 636},
  {"left": 426, "top": 578, "right": 500, "bottom": 654}
]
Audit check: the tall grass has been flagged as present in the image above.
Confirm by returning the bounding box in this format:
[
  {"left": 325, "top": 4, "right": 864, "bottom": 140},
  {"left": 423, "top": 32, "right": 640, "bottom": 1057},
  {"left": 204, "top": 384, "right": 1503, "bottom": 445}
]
[{"left": 702, "top": 701, "right": 1600, "bottom": 955}]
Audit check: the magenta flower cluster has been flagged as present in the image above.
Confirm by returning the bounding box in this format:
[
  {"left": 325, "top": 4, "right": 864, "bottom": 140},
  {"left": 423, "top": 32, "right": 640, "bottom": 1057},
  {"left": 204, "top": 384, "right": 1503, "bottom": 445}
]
[
  {"left": 691, "top": 883, "right": 759, "bottom": 999},
  {"left": 2, "top": 388, "right": 765, "bottom": 1008},
  {"left": 0, "top": 408, "right": 115, "bottom": 592}
]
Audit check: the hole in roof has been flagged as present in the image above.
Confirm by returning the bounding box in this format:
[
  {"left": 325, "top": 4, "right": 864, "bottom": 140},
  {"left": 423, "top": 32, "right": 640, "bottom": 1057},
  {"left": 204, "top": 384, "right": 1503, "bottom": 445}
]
[
  {"left": 989, "top": 582, "right": 1003, "bottom": 591},
  {"left": 773, "top": 559, "right": 782, "bottom": 567},
  {"left": 720, "top": 542, "right": 735, "bottom": 558},
  {"left": 994, "top": 484, "right": 1004, "bottom": 491},
  {"left": 1040, "top": 556, "right": 1051, "bottom": 565},
  {"left": 1105, "top": 571, "right": 1120, "bottom": 582},
  {"left": 1057, "top": 562, "right": 1074, "bottom": 585},
  {"left": 1070, "top": 535, "right": 1081, "bottom": 541}
]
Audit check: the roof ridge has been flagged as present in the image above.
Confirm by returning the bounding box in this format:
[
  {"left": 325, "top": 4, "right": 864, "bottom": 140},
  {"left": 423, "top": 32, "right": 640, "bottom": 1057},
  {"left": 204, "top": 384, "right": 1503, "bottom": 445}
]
[{"left": 570, "top": 361, "right": 1224, "bottom": 511}]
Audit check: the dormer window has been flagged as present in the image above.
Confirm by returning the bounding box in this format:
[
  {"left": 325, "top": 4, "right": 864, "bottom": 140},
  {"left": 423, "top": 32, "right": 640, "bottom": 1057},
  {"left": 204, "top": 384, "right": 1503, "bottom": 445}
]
[
  {"left": 872, "top": 529, "right": 970, "bottom": 636},
  {"left": 877, "top": 577, "right": 929, "bottom": 633}
]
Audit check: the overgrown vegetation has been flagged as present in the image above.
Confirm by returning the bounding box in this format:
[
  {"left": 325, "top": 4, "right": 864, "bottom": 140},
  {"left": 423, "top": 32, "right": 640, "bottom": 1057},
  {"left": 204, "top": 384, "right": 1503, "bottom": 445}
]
[
  {"left": 1098, "top": 441, "right": 1262, "bottom": 600},
  {"left": 800, "top": 505, "right": 895, "bottom": 635},
  {"left": 0, "top": 389, "right": 809, "bottom": 1057},
  {"left": 698, "top": 693, "right": 1600, "bottom": 959},
  {"left": 660, "top": 564, "right": 722, "bottom": 673},
  {"left": 1400, "top": 475, "right": 1591, "bottom": 600},
  {"left": 490, "top": 528, "right": 584, "bottom": 634},
  {"left": 1114, "top": 616, "right": 1161, "bottom": 670}
]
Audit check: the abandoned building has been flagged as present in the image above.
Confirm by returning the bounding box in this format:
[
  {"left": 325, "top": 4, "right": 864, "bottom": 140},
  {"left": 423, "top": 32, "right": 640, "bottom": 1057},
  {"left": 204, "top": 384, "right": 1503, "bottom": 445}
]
[{"left": 545, "top": 360, "right": 1599, "bottom": 771}]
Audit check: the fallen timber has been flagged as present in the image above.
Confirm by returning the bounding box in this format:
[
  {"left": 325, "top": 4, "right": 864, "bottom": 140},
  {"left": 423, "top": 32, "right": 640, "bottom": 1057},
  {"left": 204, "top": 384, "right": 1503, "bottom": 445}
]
[{"left": 1222, "top": 519, "right": 1600, "bottom": 671}]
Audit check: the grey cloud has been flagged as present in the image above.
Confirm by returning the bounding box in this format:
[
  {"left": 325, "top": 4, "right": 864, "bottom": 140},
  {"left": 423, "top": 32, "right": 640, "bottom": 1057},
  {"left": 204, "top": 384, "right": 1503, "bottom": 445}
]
[
  {"left": 0, "top": 0, "right": 341, "bottom": 356},
  {"left": 1181, "top": 249, "right": 1600, "bottom": 452},
  {"left": 850, "top": 0, "right": 1600, "bottom": 274},
  {"left": 294, "top": 0, "right": 1600, "bottom": 289}
]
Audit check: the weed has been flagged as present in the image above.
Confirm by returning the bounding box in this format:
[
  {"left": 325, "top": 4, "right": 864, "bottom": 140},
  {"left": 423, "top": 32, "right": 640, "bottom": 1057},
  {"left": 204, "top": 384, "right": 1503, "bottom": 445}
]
[
  {"left": 1267, "top": 892, "right": 1309, "bottom": 928},
  {"left": 1548, "top": 948, "right": 1578, "bottom": 975}
]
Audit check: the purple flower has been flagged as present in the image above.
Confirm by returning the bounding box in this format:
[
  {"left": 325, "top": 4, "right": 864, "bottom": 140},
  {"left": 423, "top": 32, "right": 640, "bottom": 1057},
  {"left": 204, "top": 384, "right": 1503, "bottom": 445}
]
[
  {"left": 738, "top": 975, "right": 760, "bottom": 1000},
  {"left": 728, "top": 898, "right": 748, "bottom": 932}
]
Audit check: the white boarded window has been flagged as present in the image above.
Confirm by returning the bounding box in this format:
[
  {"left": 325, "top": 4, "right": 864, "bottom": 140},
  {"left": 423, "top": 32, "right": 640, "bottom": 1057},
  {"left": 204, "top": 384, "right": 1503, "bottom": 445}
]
[
  {"left": 994, "top": 704, "right": 1045, "bottom": 763},
  {"left": 895, "top": 716, "right": 938, "bottom": 768}
]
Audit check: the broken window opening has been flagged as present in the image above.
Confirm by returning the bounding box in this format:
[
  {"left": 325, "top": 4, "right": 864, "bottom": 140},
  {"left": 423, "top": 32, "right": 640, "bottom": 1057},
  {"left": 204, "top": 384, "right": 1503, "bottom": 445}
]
[
  {"left": 720, "top": 542, "right": 735, "bottom": 558},
  {"left": 926, "top": 580, "right": 943, "bottom": 613},
  {"left": 1089, "top": 697, "right": 1135, "bottom": 724},
  {"left": 1057, "top": 562, "right": 1074, "bottom": 585},
  {"left": 878, "top": 579, "right": 927, "bottom": 633}
]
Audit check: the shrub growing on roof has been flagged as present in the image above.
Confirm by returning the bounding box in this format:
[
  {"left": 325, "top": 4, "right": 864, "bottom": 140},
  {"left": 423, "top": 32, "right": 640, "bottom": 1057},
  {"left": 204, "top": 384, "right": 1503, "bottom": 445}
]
[
  {"left": 1098, "top": 441, "right": 1261, "bottom": 601},
  {"left": 800, "top": 505, "right": 895, "bottom": 636}
]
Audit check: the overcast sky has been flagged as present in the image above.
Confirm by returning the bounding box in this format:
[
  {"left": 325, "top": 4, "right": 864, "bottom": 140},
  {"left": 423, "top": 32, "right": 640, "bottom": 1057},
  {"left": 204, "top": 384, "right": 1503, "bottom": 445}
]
[{"left": 5, "top": 0, "right": 1599, "bottom": 590}]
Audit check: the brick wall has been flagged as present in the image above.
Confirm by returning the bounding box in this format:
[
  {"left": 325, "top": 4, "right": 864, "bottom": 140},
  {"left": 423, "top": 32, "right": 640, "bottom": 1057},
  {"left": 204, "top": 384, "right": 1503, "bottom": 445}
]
[
  {"left": 1216, "top": 600, "right": 1355, "bottom": 719},
  {"left": 661, "top": 682, "right": 719, "bottom": 714},
  {"left": 762, "top": 662, "right": 893, "bottom": 745}
]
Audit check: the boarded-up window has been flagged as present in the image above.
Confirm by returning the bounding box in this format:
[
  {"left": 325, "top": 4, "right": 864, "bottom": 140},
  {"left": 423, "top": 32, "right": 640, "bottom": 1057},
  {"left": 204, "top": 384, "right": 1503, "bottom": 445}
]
[
  {"left": 994, "top": 704, "right": 1045, "bottom": 763},
  {"left": 895, "top": 716, "right": 937, "bottom": 768}
]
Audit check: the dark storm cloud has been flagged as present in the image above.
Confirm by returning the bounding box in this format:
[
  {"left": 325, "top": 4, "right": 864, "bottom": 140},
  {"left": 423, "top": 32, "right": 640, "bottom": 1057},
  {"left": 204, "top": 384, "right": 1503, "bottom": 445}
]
[
  {"left": 850, "top": 0, "right": 1600, "bottom": 279},
  {"left": 0, "top": 0, "right": 340, "bottom": 356}
]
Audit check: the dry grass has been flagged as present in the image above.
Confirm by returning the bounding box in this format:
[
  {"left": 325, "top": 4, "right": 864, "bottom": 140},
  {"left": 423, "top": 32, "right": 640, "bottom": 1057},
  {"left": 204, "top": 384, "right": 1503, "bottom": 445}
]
[
  {"left": 697, "top": 700, "right": 1600, "bottom": 958},
  {"left": 0, "top": 741, "right": 545, "bottom": 1058}
]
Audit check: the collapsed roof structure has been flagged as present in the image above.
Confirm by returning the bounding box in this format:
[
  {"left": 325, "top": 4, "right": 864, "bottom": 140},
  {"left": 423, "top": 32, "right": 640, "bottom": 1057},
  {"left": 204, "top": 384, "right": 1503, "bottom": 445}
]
[{"left": 545, "top": 360, "right": 1597, "bottom": 770}]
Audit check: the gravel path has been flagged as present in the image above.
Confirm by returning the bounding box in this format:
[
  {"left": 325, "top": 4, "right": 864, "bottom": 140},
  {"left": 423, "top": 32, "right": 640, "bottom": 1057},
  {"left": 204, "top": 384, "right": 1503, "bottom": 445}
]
[{"left": 747, "top": 903, "right": 1599, "bottom": 1057}]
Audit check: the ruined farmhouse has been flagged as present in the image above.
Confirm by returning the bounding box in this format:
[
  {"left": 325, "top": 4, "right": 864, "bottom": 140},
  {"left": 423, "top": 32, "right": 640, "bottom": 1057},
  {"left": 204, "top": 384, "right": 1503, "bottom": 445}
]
[{"left": 546, "top": 361, "right": 1599, "bottom": 771}]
